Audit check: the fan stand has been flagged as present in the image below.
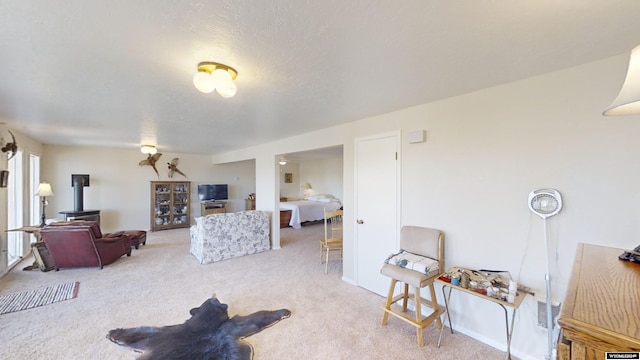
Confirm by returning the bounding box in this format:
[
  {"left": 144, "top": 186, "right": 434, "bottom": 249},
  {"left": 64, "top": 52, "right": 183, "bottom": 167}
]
[
  {"left": 543, "top": 218, "right": 553, "bottom": 360},
  {"left": 528, "top": 189, "right": 562, "bottom": 360}
]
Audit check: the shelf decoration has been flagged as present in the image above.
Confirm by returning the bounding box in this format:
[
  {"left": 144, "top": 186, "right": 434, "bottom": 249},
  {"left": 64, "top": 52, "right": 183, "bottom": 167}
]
[
  {"left": 139, "top": 153, "right": 163, "bottom": 178},
  {"left": 167, "top": 158, "right": 187, "bottom": 178},
  {"left": 1, "top": 129, "right": 17, "bottom": 160}
]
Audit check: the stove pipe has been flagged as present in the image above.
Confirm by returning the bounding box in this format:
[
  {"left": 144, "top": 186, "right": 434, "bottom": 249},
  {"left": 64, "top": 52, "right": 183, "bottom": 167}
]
[{"left": 73, "top": 177, "right": 85, "bottom": 211}]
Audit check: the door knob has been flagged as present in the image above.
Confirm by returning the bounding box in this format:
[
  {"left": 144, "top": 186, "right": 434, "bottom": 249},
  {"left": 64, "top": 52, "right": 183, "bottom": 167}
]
[{"left": 357, "top": 219, "right": 364, "bottom": 224}]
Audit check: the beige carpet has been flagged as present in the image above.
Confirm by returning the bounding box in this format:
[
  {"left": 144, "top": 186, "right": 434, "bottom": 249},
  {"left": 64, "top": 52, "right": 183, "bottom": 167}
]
[{"left": 0, "top": 223, "right": 511, "bottom": 359}]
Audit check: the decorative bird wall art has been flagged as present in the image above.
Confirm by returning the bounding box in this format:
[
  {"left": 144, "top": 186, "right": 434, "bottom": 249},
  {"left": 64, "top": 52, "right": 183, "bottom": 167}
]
[
  {"left": 1, "top": 130, "right": 18, "bottom": 160},
  {"left": 168, "top": 158, "right": 187, "bottom": 178},
  {"left": 139, "top": 153, "right": 163, "bottom": 178}
]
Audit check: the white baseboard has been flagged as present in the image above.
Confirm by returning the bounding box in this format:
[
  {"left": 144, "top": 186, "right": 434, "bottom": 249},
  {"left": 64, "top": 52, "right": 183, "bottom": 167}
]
[{"left": 342, "top": 276, "right": 357, "bottom": 286}]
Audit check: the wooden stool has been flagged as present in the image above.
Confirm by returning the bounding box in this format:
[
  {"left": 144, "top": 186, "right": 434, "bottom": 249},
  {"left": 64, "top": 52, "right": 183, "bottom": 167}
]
[
  {"left": 381, "top": 268, "right": 444, "bottom": 346},
  {"left": 380, "top": 226, "right": 445, "bottom": 347}
]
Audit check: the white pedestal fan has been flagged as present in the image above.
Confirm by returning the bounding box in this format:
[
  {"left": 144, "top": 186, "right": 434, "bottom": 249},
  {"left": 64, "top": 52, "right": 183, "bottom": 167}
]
[{"left": 528, "top": 188, "right": 563, "bottom": 360}]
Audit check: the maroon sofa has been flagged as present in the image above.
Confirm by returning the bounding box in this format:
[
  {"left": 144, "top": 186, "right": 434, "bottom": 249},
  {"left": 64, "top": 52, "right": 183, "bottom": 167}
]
[{"left": 40, "top": 221, "right": 133, "bottom": 270}]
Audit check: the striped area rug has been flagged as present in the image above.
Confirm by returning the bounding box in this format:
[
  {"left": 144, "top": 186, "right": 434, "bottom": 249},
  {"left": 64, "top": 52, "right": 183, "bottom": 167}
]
[{"left": 0, "top": 282, "right": 79, "bottom": 315}]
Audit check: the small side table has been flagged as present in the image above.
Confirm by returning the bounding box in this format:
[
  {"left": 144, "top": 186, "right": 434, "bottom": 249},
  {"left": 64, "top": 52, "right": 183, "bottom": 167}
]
[
  {"left": 6, "top": 226, "right": 54, "bottom": 271},
  {"left": 246, "top": 199, "right": 256, "bottom": 210},
  {"left": 436, "top": 278, "right": 526, "bottom": 360},
  {"left": 7, "top": 225, "right": 42, "bottom": 240}
]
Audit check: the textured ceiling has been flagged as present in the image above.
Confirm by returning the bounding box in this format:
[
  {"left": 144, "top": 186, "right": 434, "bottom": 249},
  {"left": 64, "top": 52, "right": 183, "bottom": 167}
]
[{"left": 1, "top": 1, "right": 640, "bottom": 154}]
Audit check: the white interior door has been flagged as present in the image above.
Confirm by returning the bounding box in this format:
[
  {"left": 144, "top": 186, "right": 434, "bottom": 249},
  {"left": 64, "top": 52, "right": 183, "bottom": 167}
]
[{"left": 355, "top": 133, "right": 400, "bottom": 296}]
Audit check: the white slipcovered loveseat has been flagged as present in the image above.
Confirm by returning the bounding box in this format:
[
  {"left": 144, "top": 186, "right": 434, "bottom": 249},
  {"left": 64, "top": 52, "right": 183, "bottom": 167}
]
[{"left": 189, "top": 210, "right": 271, "bottom": 264}]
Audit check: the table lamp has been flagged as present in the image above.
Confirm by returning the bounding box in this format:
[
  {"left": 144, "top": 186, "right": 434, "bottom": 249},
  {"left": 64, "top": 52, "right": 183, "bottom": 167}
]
[{"left": 35, "top": 181, "right": 55, "bottom": 227}]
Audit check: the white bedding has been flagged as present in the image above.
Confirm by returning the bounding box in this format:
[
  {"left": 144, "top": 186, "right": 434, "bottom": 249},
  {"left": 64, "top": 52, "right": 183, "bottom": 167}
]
[{"left": 279, "top": 199, "right": 342, "bottom": 229}]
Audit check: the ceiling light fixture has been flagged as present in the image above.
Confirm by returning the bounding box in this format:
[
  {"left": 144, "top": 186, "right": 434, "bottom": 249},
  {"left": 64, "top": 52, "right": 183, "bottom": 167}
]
[
  {"left": 140, "top": 145, "right": 157, "bottom": 155},
  {"left": 604, "top": 44, "right": 640, "bottom": 116},
  {"left": 279, "top": 158, "right": 287, "bottom": 165},
  {"left": 193, "top": 61, "right": 238, "bottom": 98}
]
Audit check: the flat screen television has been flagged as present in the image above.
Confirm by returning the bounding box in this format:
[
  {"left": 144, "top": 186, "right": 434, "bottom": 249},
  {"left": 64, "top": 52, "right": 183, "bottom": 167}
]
[{"left": 198, "top": 184, "right": 228, "bottom": 201}]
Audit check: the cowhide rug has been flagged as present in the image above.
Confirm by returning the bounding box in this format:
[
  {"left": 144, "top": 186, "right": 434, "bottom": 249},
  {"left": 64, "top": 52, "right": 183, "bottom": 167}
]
[{"left": 107, "top": 296, "right": 291, "bottom": 360}]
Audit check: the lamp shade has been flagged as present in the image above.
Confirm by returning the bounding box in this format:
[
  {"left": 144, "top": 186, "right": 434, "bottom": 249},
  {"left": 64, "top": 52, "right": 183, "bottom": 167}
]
[
  {"left": 193, "top": 71, "right": 216, "bottom": 93},
  {"left": 193, "top": 62, "right": 238, "bottom": 97},
  {"left": 35, "top": 182, "right": 55, "bottom": 197},
  {"left": 140, "top": 145, "right": 157, "bottom": 155},
  {"left": 216, "top": 81, "right": 238, "bottom": 98},
  {"left": 211, "top": 68, "right": 237, "bottom": 98},
  {"left": 604, "top": 45, "right": 640, "bottom": 116}
]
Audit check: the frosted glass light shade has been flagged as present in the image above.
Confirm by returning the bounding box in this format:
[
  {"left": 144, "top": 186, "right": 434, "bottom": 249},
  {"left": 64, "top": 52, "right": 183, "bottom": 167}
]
[
  {"left": 604, "top": 45, "right": 640, "bottom": 116},
  {"left": 216, "top": 82, "right": 238, "bottom": 98},
  {"left": 193, "top": 71, "right": 215, "bottom": 93},
  {"left": 140, "top": 145, "right": 157, "bottom": 155},
  {"left": 216, "top": 80, "right": 237, "bottom": 98},
  {"left": 211, "top": 68, "right": 237, "bottom": 98},
  {"left": 193, "top": 62, "right": 238, "bottom": 97}
]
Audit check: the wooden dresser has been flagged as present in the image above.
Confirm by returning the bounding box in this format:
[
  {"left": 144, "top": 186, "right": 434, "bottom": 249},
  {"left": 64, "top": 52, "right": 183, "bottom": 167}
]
[
  {"left": 558, "top": 243, "right": 640, "bottom": 359},
  {"left": 280, "top": 210, "right": 292, "bottom": 228}
]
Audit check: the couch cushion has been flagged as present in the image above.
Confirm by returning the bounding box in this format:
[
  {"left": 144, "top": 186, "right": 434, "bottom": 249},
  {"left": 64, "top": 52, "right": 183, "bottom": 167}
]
[
  {"left": 383, "top": 250, "right": 439, "bottom": 276},
  {"left": 381, "top": 251, "right": 440, "bottom": 288}
]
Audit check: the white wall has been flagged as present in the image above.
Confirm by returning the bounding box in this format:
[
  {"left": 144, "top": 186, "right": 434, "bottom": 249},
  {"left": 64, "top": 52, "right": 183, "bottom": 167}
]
[
  {"left": 41, "top": 145, "right": 256, "bottom": 233},
  {"left": 212, "top": 54, "right": 640, "bottom": 359},
  {"left": 278, "top": 162, "right": 300, "bottom": 200},
  {"left": 277, "top": 155, "right": 343, "bottom": 201},
  {"left": 299, "top": 157, "right": 343, "bottom": 201}
]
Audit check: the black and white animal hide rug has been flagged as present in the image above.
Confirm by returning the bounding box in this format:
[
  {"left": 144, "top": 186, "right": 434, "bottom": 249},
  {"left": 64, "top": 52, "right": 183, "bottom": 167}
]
[{"left": 107, "top": 297, "right": 291, "bottom": 360}]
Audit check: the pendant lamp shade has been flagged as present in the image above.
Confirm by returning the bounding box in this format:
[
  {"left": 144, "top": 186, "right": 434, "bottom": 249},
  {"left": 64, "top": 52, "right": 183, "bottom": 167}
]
[{"left": 604, "top": 45, "right": 640, "bottom": 116}]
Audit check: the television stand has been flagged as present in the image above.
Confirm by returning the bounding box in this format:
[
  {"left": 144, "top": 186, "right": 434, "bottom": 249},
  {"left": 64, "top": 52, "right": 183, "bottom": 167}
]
[{"left": 201, "top": 201, "right": 226, "bottom": 216}]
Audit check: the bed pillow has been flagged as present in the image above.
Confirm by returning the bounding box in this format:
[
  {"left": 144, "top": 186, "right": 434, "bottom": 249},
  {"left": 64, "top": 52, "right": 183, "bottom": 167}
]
[
  {"left": 308, "top": 194, "right": 335, "bottom": 202},
  {"left": 315, "top": 194, "right": 334, "bottom": 199}
]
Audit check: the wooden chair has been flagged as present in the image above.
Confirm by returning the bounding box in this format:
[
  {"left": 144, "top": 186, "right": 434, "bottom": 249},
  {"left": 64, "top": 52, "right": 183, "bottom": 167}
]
[
  {"left": 320, "top": 209, "right": 343, "bottom": 274},
  {"left": 380, "top": 226, "right": 445, "bottom": 346}
]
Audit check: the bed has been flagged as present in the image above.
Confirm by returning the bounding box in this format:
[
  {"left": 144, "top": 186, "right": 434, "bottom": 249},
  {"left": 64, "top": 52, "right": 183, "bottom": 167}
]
[{"left": 279, "top": 197, "right": 342, "bottom": 229}]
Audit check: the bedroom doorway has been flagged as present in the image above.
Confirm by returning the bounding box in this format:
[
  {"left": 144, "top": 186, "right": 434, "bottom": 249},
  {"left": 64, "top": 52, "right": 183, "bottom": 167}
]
[{"left": 355, "top": 132, "right": 400, "bottom": 296}]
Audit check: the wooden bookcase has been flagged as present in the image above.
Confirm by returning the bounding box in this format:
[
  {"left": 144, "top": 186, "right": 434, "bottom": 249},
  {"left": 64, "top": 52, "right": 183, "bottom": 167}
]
[{"left": 150, "top": 181, "right": 190, "bottom": 231}]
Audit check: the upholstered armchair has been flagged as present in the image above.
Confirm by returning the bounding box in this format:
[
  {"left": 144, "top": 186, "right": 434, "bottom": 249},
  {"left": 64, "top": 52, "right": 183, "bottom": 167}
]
[{"left": 40, "top": 221, "right": 133, "bottom": 270}]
